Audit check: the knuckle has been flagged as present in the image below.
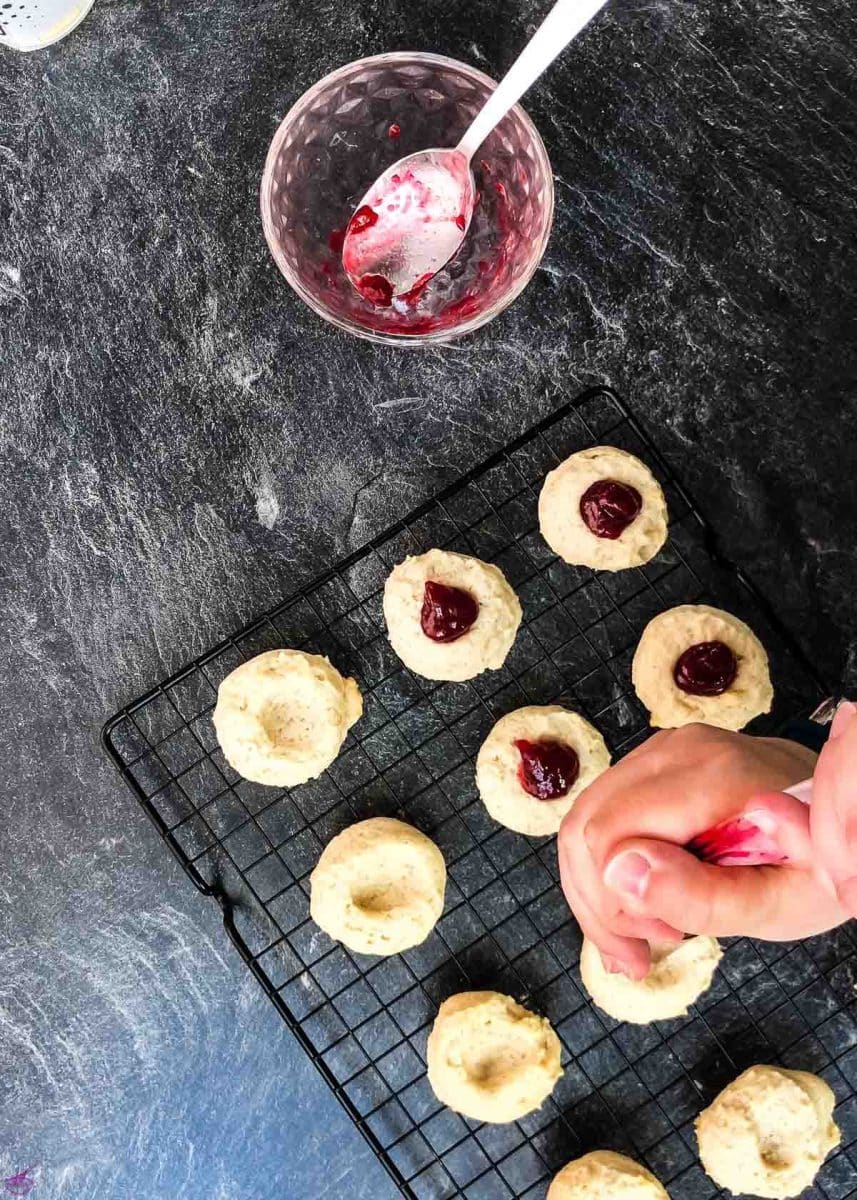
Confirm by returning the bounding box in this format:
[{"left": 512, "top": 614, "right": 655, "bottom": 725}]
[
  {"left": 668, "top": 723, "right": 710, "bottom": 747},
  {"left": 581, "top": 812, "right": 613, "bottom": 865},
  {"left": 644, "top": 728, "right": 681, "bottom": 758},
  {"left": 581, "top": 814, "right": 601, "bottom": 848}
]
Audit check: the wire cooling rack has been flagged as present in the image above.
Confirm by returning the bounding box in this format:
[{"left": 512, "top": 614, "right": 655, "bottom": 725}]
[{"left": 103, "top": 388, "right": 857, "bottom": 1200}]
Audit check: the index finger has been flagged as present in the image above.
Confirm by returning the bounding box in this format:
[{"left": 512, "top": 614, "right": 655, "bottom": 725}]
[{"left": 583, "top": 734, "right": 815, "bottom": 870}]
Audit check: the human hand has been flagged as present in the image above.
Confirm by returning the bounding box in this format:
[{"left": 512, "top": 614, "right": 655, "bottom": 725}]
[
  {"left": 557, "top": 724, "right": 847, "bottom": 979},
  {"left": 810, "top": 701, "right": 857, "bottom": 916}
]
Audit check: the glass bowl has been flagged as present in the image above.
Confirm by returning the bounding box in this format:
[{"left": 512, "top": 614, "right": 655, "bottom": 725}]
[{"left": 261, "top": 52, "right": 554, "bottom": 346}]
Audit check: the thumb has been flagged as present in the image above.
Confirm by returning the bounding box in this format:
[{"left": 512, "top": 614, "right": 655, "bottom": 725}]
[{"left": 603, "top": 837, "right": 781, "bottom": 937}]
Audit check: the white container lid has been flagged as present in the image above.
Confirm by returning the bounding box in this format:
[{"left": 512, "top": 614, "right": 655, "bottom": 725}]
[{"left": 0, "top": 0, "right": 95, "bottom": 51}]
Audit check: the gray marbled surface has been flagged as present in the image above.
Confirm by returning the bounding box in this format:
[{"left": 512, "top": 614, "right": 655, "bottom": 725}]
[{"left": 1, "top": 0, "right": 856, "bottom": 1195}]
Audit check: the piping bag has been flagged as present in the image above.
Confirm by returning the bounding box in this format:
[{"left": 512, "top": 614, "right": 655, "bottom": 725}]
[{"left": 686, "top": 698, "right": 840, "bottom": 867}]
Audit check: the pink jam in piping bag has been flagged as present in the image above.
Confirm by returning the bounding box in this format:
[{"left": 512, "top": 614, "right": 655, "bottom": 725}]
[
  {"left": 687, "top": 780, "right": 812, "bottom": 867},
  {"left": 686, "top": 698, "right": 840, "bottom": 867}
]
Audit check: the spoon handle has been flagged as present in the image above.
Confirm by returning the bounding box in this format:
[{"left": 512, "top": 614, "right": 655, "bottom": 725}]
[{"left": 457, "top": 0, "right": 610, "bottom": 161}]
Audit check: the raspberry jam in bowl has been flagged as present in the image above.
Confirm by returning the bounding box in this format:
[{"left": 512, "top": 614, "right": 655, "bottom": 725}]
[{"left": 261, "top": 53, "right": 554, "bottom": 345}]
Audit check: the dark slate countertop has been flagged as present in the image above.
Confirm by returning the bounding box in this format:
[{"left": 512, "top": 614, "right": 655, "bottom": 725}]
[{"left": 2, "top": 0, "right": 856, "bottom": 1196}]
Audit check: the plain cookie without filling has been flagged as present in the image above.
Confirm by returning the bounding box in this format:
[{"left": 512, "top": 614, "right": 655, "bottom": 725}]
[
  {"left": 547, "top": 1150, "right": 669, "bottom": 1200},
  {"left": 696, "top": 1065, "right": 840, "bottom": 1198},
  {"left": 310, "top": 817, "right": 446, "bottom": 956},
  {"left": 580, "top": 936, "right": 722, "bottom": 1024},
  {"left": 427, "top": 991, "right": 562, "bottom": 1123},
  {"left": 212, "top": 648, "right": 362, "bottom": 787}
]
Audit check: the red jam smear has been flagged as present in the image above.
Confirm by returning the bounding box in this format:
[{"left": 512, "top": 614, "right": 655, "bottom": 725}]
[
  {"left": 514, "top": 740, "right": 580, "bottom": 801},
  {"left": 687, "top": 816, "right": 787, "bottom": 867},
  {"left": 348, "top": 205, "right": 379, "bottom": 235},
  {"left": 579, "top": 480, "right": 643, "bottom": 540},
  {"left": 324, "top": 149, "right": 516, "bottom": 334},
  {"left": 673, "top": 641, "right": 738, "bottom": 696},
  {"left": 356, "top": 274, "right": 393, "bottom": 307},
  {"left": 364, "top": 292, "right": 483, "bottom": 334},
  {"left": 388, "top": 123, "right": 401, "bottom": 139},
  {"left": 398, "top": 273, "right": 433, "bottom": 307},
  {"left": 3, "top": 1168, "right": 36, "bottom": 1198},
  {"left": 420, "top": 581, "right": 478, "bottom": 643}
]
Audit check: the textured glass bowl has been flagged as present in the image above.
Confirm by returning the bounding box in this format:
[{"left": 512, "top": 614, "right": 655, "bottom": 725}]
[{"left": 261, "top": 53, "right": 554, "bottom": 345}]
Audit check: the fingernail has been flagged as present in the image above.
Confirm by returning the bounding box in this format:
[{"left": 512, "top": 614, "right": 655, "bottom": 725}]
[
  {"left": 830, "top": 701, "right": 857, "bottom": 740},
  {"left": 604, "top": 851, "right": 651, "bottom": 900},
  {"left": 601, "top": 952, "right": 635, "bottom": 978}
]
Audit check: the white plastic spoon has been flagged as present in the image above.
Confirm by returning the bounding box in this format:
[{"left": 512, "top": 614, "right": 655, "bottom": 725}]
[{"left": 342, "top": 0, "right": 611, "bottom": 304}]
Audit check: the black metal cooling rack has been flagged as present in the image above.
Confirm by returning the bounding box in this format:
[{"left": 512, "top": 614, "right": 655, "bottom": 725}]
[{"left": 102, "top": 387, "right": 857, "bottom": 1200}]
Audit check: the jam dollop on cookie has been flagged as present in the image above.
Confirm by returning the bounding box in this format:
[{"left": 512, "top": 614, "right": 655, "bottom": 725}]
[
  {"left": 579, "top": 479, "right": 642, "bottom": 540},
  {"left": 673, "top": 641, "right": 738, "bottom": 697},
  {"left": 514, "top": 739, "right": 580, "bottom": 800},
  {"left": 420, "top": 581, "right": 479, "bottom": 643}
]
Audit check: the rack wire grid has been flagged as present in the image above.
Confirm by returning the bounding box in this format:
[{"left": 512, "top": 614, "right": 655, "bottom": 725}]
[{"left": 103, "top": 387, "right": 857, "bottom": 1200}]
